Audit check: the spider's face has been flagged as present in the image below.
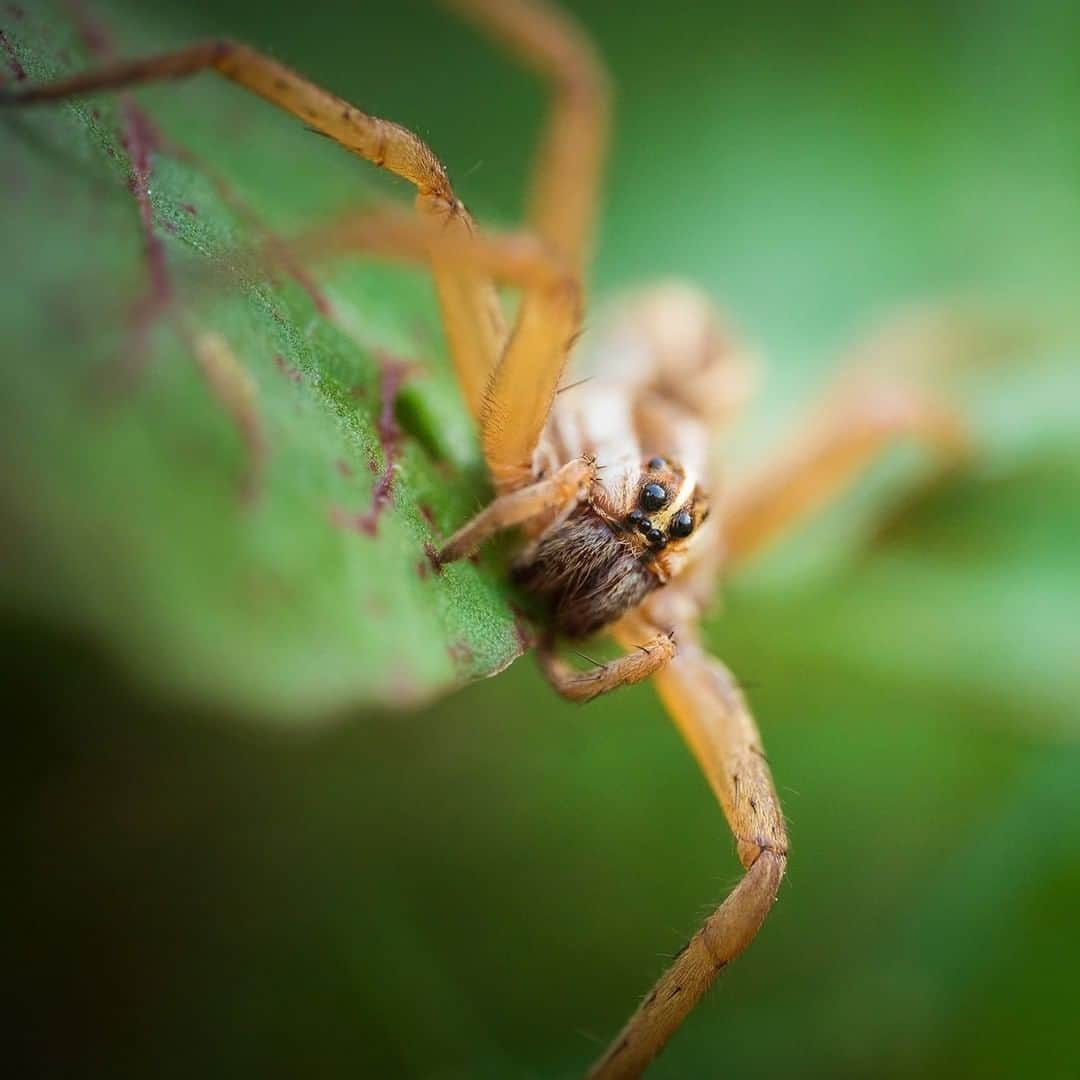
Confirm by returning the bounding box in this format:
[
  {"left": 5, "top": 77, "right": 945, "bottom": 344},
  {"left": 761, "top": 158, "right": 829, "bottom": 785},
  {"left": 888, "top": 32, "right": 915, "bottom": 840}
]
[
  {"left": 617, "top": 456, "right": 710, "bottom": 582},
  {"left": 512, "top": 455, "right": 710, "bottom": 638}
]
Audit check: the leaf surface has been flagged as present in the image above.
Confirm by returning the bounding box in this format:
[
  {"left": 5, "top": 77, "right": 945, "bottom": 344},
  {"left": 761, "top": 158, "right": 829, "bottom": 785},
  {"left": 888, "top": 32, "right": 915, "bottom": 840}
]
[{"left": 0, "top": 0, "right": 522, "bottom": 717}]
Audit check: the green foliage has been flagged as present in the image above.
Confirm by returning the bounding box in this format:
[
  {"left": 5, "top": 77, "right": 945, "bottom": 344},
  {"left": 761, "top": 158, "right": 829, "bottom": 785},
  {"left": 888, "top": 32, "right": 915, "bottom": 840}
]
[
  {"left": 0, "top": 0, "right": 521, "bottom": 715},
  {"left": 4, "top": 1, "right": 1080, "bottom": 1079}
]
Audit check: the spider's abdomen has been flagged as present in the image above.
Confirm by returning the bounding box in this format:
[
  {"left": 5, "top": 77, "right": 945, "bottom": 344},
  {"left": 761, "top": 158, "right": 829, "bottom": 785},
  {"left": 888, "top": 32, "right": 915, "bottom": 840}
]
[{"left": 512, "top": 512, "right": 658, "bottom": 639}]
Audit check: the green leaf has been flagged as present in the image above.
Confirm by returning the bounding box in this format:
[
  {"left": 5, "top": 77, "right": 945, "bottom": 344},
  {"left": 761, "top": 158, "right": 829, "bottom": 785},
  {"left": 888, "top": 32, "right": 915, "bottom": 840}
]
[
  {"left": 6, "top": 3, "right": 1080, "bottom": 1078},
  {"left": 0, "top": 0, "right": 522, "bottom": 717}
]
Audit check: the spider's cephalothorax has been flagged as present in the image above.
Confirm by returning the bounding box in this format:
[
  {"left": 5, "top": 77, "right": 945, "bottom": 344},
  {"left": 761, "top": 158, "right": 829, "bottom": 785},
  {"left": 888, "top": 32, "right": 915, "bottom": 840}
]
[{"left": 513, "top": 456, "right": 709, "bottom": 637}]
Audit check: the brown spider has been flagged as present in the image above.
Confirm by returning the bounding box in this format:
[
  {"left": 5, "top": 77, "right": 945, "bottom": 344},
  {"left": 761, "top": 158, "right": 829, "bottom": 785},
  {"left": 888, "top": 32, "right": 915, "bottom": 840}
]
[{"left": 3, "top": 0, "right": 973, "bottom": 1075}]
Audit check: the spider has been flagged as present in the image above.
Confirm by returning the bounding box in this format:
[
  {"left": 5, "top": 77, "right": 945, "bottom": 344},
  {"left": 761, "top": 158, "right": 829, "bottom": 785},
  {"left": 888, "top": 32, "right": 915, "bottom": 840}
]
[{"left": 4, "top": 0, "right": 974, "bottom": 1075}]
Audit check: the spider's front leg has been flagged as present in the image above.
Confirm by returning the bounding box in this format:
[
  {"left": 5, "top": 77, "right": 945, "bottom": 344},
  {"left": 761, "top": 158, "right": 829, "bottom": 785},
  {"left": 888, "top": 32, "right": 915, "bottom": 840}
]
[
  {"left": 587, "top": 603, "right": 788, "bottom": 1080},
  {"left": 437, "top": 455, "right": 596, "bottom": 563},
  {"left": 536, "top": 629, "right": 677, "bottom": 704},
  {"left": 0, "top": 29, "right": 509, "bottom": 421}
]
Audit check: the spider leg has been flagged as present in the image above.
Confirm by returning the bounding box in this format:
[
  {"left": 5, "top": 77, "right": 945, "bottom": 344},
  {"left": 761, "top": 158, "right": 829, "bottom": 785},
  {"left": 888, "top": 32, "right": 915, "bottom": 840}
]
[
  {"left": 438, "top": 455, "right": 595, "bottom": 563},
  {"left": 537, "top": 629, "right": 676, "bottom": 703},
  {"left": 444, "top": 0, "right": 611, "bottom": 274},
  {"left": 4, "top": 9, "right": 597, "bottom": 491},
  {"left": 723, "top": 372, "right": 969, "bottom": 568},
  {"left": 714, "top": 304, "right": 1032, "bottom": 571},
  {"left": 1, "top": 37, "right": 505, "bottom": 422},
  {"left": 284, "top": 204, "right": 581, "bottom": 492},
  {"left": 438, "top": 1, "right": 610, "bottom": 485},
  {"left": 480, "top": 277, "right": 582, "bottom": 492},
  {"left": 3, "top": 41, "right": 454, "bottom": 194},
  {"left": 588, "top": 607, "right": 787, "bottom": 1079}
]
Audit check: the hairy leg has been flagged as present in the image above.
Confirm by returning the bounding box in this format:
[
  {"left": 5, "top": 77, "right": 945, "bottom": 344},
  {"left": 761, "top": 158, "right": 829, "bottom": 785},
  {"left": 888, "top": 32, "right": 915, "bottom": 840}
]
[
  {"left": 591, "top": 608, "right": 787, "bottom": 1079},
  {"left": 1, "top": 36, "right": 504, "bottom": 420},
  {"left": 537, "top": 630, "right": 677, "bottom": 704},
  {"left": 3, "top": 40, "right": 453, "bottom": 193},
  {"left": 283, "top": 203, "right": 582, "bottom": 491},
  {"left": 438, "top": 455, "right": 596, "bottom": 562},
  {"left": 723, "top": 375, "right": 969, "bottom": 567},
  {"left": 444, "top": 0, "right": 611, "bottom": 274},
  {"left": 605, "top": 308, "right": 1007, "bottom": 1072},
  {"left": 441, "top": 0, "right": 612, "bottom": 482},
  {"left": 480, "top": 281, "right": 582, "bottom": 492}
]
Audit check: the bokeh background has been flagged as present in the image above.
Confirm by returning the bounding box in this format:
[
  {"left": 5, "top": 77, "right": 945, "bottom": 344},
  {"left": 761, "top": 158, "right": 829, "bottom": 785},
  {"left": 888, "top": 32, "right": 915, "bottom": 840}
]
[{"left": 5, "top": 0, "right": 1079, "bottom": 1077}]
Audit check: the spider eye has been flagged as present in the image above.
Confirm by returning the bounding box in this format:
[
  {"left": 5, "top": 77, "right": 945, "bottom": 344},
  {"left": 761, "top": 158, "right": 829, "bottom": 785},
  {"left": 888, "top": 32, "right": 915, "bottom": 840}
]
[
  {"left": 627, "top": 509, "right": 645, "bottom": 525},
  {"left": 647, "top": 456, "right": 666, "bottom": 470},
  {"left": 641, "top": 483, "right": 667, "bottom": 512},
  {"left": 645, "top": 527, "right": 665, "bottom": 546},
  {"left": 669, "top": 510, "right": 694, "bottom": 538}
]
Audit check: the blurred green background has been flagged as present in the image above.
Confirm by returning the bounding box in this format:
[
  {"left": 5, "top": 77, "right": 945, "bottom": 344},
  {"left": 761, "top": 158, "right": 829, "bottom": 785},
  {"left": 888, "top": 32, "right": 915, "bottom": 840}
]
[{"left": 5, "top": 1, "right": 1079, "bottom": 1077}]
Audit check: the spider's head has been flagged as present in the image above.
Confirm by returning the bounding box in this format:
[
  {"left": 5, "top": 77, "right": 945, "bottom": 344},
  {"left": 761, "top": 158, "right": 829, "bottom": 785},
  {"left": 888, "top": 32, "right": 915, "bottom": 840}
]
[
  {"left": 512, "top": 455, "right": 710, "bottom": 639},
  {"left": 615, "top": 456, "right": 710, "bottom": 583}
]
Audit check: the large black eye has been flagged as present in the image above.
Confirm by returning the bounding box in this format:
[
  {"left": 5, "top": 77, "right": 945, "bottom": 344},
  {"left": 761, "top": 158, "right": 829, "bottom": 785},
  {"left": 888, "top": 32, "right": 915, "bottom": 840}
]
[
  {"left": 669, "top": 510, "right": 694, "bottom": 538},
  {"left": 641, "top": 483, "right": 667, "bottom": 512}
]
